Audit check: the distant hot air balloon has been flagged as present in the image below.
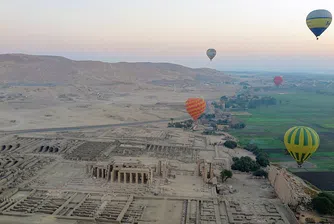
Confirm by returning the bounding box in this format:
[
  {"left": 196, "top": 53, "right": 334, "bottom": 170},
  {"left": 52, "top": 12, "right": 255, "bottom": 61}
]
[
  {"left": 306, "top": 9, "right": 332, "bottom": 40},
  {"left": 273, "top": 76, "right": 283, "bottom": 86},
  {"left": 284, "top": 126, "right": 320, "bottom": 167},
  {"left": 206, "top": 49, "right": 216, "bottom": 61},
  {"left": 185, "top": 98, "right": 206, "bottom": 121}
]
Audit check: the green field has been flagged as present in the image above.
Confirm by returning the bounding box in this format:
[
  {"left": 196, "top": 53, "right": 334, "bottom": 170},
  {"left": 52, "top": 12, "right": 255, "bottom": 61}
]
[{"left": 229, "top": 91, "right": 334, "bottom": 171}]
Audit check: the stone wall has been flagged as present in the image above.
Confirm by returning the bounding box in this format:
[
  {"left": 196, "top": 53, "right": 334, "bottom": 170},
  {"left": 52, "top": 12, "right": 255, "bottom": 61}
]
[{"left": 268, "top": 165, "right": 318, "bottom": 207}]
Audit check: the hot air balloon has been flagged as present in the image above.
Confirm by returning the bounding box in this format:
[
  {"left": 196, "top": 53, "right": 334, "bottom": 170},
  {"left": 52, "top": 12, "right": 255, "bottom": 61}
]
[
  {"left": 306, "top": 9, "right": 332, "bottom": 40},
  {"left": 273, "top": 76, "right": 283, "bottom": 86},
  {"left": 284, "top": 126, "right": 320, "bottom": 167},
  {"left": 185, "top": 98, "right": 206, "bottom": 121},
  {"left": 206, "top": 49, "right": 216, "bottom": 61}
]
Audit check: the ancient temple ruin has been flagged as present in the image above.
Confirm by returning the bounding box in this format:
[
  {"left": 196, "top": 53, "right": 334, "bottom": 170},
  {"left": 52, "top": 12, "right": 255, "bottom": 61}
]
[{"left": 86, "top": 160, "right": 171, "bottom": 185}]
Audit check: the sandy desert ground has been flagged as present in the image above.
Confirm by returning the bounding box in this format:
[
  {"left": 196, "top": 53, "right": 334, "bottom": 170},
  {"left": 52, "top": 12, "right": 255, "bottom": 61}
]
[{"left": 0, "top": 54, "right": 239, "bottom": 131}]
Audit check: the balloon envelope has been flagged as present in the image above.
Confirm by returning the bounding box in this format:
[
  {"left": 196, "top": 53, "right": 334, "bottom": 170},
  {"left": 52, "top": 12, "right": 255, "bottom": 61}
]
[
  {"left": 284, "top": 126, "right": 320, "bottom": 166},
  {"left": 206, "top": 49, "right": 216, "bottom": 61},
  {"left": 306, "top": 9, "right": 332, "bottom": 39},
  {"left": 274, "top": 76, "right": 283, "bottom": 86},
  {"left": 185, "top": 98, "right": 206, "bottom": 121}
]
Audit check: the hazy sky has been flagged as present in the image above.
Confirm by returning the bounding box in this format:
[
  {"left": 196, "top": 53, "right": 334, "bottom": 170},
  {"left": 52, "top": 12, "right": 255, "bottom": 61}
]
[{"left": 1, "top": 0, "right": 334, "bottom": 73}]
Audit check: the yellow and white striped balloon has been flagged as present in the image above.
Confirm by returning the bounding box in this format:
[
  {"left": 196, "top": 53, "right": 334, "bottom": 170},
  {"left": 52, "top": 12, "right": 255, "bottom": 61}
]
[{"left": 306, "top": 9, "right": 332, "bottom": 40}]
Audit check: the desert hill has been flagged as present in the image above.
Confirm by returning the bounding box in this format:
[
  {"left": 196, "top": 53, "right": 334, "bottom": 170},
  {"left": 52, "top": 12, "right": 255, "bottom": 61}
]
[{"left": 0, "top": 54, "right": 231, "bottom": 85}]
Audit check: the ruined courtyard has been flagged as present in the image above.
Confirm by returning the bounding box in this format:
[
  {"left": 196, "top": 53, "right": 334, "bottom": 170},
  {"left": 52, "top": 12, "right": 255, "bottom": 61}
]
[{"left": 0, "top": 127, "right": 298, "bottom": 224}]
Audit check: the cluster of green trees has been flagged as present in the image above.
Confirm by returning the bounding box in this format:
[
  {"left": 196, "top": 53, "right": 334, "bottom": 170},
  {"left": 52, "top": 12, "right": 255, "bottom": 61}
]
[
  {"left": 231, "top": 156, "right": 268, "bottom": 177},
  {"left": 239, "top": 82, "right": 250, "bottom": 86},
  {"left": 231, "top": 157, "right": 260, "bottom": 172},
  {"left": 204, "top": 114, "right": 215, "bottom": 119},
  {"left": 312, "top": 192, "right": 334, "bottom": 215},
  {"left": 167, "top": 119, "right": 193, "bottom": 129},
  {"left": 213, "top": 95, "right": 277, "bottom": 110},
  {"left": 211, "top": 101, "right": 224, "bottom": 110},
  {"left": 200, "top": 114, "right": 245, "bottom": 130},
  {"left": 215, "top": 119, "right": 228, "bottom": 125},
  {"left": 224, "top": 96, "right": 249, "bottom": 109},
  {"left": 229, "top": 143, "right": 270, "bottom": 177},
  {"left": 247, "top": 96, "right": 277, "bottom": 109},
  {"left": 253, "top": 169, "right": 268, "bottom": 178},
  {"left": 244, "top": 144, "right": 270, "bottom": 167},
  {"left": 230, "top": 122, "right": 246, "bottom": 129},
  {"left": 224, "top": 140, "right": 238, "bottom": 149},
  {"left": 202, "top": 130, "right": 220, "bottom": 135}
]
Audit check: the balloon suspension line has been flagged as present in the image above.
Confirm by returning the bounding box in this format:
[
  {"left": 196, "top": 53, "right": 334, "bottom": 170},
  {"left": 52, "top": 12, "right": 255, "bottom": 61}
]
[
  {"left": 205, "top": 60, "right": 212, "bottom": 69},
  {"left": 193, "top": 120, "right": 198, "bottom": 130},
  {"left": 297, "top": 164, "right": 309, "bottom": 172}
]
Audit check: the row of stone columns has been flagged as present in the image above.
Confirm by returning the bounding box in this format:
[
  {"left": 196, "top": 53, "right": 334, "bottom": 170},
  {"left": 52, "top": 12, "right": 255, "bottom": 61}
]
[
  {"left": 88, "top": 165, "right": 152, "bottom": 184},
  {"left": 91, "top": 167, "right": 108, "bottom": 179},
  {"left": 115, "top": 171, "right": 148, "bottom": 184},
  {"left": 147, "top": 144, "right": 190, "bottom": 152}
]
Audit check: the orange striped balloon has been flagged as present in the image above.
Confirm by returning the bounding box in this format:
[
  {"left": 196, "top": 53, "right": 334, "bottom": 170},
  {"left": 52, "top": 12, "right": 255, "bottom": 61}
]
[{"left": 185, "top": 98, "right": 206, "bottom": 121}]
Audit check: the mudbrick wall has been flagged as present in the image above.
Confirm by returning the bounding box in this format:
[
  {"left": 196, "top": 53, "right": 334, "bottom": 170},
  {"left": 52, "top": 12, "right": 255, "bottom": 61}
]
[{"left": 268, "top": 165, "right": 318, "bottom": 207}]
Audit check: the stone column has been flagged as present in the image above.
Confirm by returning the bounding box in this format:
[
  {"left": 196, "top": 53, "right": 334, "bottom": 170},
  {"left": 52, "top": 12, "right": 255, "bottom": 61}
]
[
  {"left": 150, "top": 170, "right": 153, "bottom": 185},
  {"left": 111, "top": 170, "right": 114, "bottom": 182},
  {"left": 86, "top": 165, "right": 89, "bottom": 174},
  {"left": 136, "top": 173, "right": 139, "bottom": 184},
  {"left": 118, "top": 171, "right": 121, "bottom": 183},
  {"left": 162, "top": 162, "right": 167, "bottom": 179},
  {"left": 158, "top": 161, "right": 161, "bottom": 176},
  {"left": 107, "top": 166, "right": 110, "bottom": 180},
  {"left": 196, "top": 160, "right": 200, "bottom": 176},
  {"left": 91, "top": 166, "right": 94, "bottom": 177},
  {"left": 130, "top": 173, "right": 133, "bottom": 183},
  {"left": 209, "top": 163, "right": 213, "bottom": 179}
]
